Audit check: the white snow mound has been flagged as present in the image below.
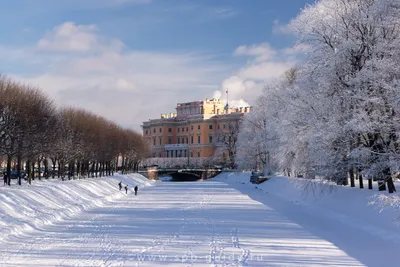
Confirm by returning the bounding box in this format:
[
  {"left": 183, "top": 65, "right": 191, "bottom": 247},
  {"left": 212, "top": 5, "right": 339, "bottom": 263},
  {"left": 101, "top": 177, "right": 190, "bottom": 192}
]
[{"left": 0, "top": 173, "right": 153, "bottom": 241}]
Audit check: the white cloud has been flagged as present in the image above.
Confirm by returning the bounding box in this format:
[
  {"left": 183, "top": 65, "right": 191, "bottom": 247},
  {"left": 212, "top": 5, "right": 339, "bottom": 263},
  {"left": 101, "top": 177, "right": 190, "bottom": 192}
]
[
  {"left": 3, "top": 21, "right": 305, "bottom": 131},
  {"left": 282, "top": 43, "right": 312, "bottom": 55},
  {"left": 5, "top": 22, "right": 231, "bottom": 131},
  {"left": 272, "top": 19, "right": 291, "bottom": 34},
  {"left": 234, "top": 43, "right": 276, "bottom": 62},
  {"left": 216, "top": 42, "right": 301, "bottom": 106},
  {"left": 37, "top": 22, "right": 124, "bottom": 53},
  {"left": 238, "top": 61, "right": 293, "bottom": 80}
]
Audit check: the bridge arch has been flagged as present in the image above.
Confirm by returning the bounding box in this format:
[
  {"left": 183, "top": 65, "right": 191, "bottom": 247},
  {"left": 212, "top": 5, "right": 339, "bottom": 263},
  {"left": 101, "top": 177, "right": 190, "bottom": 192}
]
[{"left": 141, "top": 167, "right": 222, "bottom": 181}]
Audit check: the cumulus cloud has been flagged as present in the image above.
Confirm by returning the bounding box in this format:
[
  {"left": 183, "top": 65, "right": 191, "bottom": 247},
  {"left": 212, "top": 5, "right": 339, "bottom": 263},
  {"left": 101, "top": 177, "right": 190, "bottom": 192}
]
[
  {"left": 215, "top": 42, "right": 300, "bottom": 107},
  {"left": 5, "top": 22, "right": 230, "bottom": 130},
  {"left": 37, "top": 22, "right": 123, "bottom": 53},
  {"left": 234, "top": 43, "right": 276, "bottom": 62},
  {"left": 3, "top": 21, "right": 305, "bottom": 131}
]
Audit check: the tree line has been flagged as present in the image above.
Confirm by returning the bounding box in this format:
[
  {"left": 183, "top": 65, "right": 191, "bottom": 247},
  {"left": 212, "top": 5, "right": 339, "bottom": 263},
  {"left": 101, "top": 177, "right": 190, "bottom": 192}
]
[
  {"left": 0, "top": 75, "right": 149, "bottom": 186},
  {"left": 236, "top": 0, "right": 399, "bottom": 193}
]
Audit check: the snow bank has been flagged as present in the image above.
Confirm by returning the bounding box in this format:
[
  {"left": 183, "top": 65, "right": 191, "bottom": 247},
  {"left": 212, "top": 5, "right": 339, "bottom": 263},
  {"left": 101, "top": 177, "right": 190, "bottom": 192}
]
[
  {"left": 0, "top": 173, "right": 153, "bottom": 242},
  {"left": 212, "top": 172, "right": 400, "bottom": 243}
]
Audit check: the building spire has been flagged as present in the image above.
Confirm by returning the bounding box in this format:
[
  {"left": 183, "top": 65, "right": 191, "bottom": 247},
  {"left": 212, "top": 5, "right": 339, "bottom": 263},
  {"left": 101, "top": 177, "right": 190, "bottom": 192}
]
[{"left": 224, "top": 88, "right": 229, "bottom": 111}]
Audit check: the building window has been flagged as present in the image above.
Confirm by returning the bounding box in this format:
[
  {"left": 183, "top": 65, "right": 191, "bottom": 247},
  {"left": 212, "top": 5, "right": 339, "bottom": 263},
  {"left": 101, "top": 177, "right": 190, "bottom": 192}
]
[
  {"left": 178, "top": 137, "right": 180, "bottom": 144},
  {"left": 182, "top": 127, "right": 184, "bottom": 132},
  {"left": 168, "top": 128, "right": 172, "bottom": 133},
  {"left": 197, "top": 151, "right": 200, "bottom": 157},
  {"left": 178, "top": 128, "right": 180, "bottom": 133},
  {"left": 191, "top": 136, "right": 194, "bottom": 144},
  {"left": 209, "top": 125, "right": 213, "bottom": 130},
  {"left": 191, "top": 125, "right": 193, "bottom": 130},
  {"left": 186, "top": 127, "right": 188, "bottom": 132},
  {"left": 153, "top": 128, "right": 156, "bottom": 133},
  {"left": 217, "top": 125, "right": 220, "bottom": 130},
  {"left": 159, "top": 137, "right": 162, "bottom": 145},
  {"left": 153, "top": 138, "right": 156, "bottom": 146},
  {"left": 145, "top": 130, "right": 148, "bottom": 134},
  {"left": 209, "top": 135, "right": 213, "bottom": 143},
  {"left": 159, "top": 128, "right": 162, "bottom": 133},
  {"left": 198, "top": 135, "right": 200, "bottom": 143},
  {"left": 198, "top": 125, "right": 200, "bottom": 130},
  {"left": 223, "top": 124, "right": 226, "bottom": 129},
  {"left": 168, "top": 137, "right": 172, "bottom": 144}
]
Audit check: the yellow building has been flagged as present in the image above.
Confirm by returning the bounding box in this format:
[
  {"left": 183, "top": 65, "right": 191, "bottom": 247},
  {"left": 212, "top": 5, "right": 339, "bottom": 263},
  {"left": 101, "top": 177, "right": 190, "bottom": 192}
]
[{"left": 142, "top": 98, "right": 251, "bottom": 164}]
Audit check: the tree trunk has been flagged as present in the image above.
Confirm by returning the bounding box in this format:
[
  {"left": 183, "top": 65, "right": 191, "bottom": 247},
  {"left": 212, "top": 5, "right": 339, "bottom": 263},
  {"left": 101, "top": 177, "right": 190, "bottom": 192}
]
[
  {"left": 359, "top": 173, "right": 364, "bottom": 189},
  {"left": 60, "top": 160, "right": 64, "bottom": 181},
  {"left": 6, "top": 155, "right": 12, "bottom": 186},
  {"left": 121, "top": 156, "right": 125, "bottom": 174},
  {"left": 95, "top": 162, "right": 99, "bottom": 177},
  {"left": 31, "top": 161, "right": 35, "bottom": 180},
  {"left": 378, "top": 179, "right": 386, "bottom": 191},
  {"left": 387, "top": 177, "right": 396, "bottom": 194},
  {"left": 71, "top": 160, "right": 75, "bottom": 179},
  {"left": 26, "top": 159, "right": 31, "bottom": 184},
  {"left": 17, "top": 153, "right": 22, "bottom": 186},
  {"left": 38, "top": 159, "right": 42, "bottom": 180},
  {"left": 44, "top": 158, "right": 49, "bottom": 179},
  {"left": 87, "top": 161, "right": 91, "bottom": 178},
  {"left": 349, "top": 168, "right": 355, "bottom": 187},
  {"left": 91, "top": 162, "right": 95, "bottom": 177},
  {"left": 368, "top": 178, "right": 373, "bottom": 189},
  {"left": 51, "top": 158, "right": 56, "bottom": 178}
]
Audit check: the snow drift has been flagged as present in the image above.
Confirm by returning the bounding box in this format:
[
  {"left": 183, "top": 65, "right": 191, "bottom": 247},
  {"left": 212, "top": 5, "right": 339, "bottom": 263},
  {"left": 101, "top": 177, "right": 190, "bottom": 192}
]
[
  {"left": 0, "top": 173, "right": 153, "bottom": 242},
  {"left": 212, "top": 172, "right": 400, "bottom": 243}
]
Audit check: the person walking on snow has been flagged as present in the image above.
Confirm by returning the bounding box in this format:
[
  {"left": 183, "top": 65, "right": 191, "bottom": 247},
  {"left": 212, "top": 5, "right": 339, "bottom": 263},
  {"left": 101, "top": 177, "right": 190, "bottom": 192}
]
[
  {"left": 124, "top": 185, "right": 128, "bottom": 194},
  {"left": 118, "top": 181, "right": 122, "bottom": 191},
  {"left": 134, "top": 185, "right": 138, "bottom": 196}
]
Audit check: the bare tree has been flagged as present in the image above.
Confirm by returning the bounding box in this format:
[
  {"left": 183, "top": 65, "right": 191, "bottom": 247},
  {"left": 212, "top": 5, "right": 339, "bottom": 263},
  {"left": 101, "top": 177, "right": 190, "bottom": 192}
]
[{"left": 213, "top": 119, "right": 241, "bottom": 168}]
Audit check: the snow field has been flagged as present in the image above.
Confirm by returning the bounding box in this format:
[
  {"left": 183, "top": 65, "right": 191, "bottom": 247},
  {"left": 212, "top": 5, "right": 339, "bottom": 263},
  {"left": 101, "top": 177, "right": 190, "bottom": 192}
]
[
  {"left": 0, "top": 173, "right": 153, "bottom": 243},
  {"left": 212, "top": 172, "right": 400, "bottom": 241},
  {"left": 1, "top": 181, "right": 365, "bottom": 267},
  {"left": 1, "top": 171, "right": 399, "bottom": 266},
  {"left": 212, "top": 172, "right": 400, "bottom": 266}
]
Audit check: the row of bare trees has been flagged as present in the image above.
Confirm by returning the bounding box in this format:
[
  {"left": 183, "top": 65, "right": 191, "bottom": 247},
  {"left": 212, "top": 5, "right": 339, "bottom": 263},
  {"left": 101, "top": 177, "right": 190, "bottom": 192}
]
[{"left": 0, "top": 75, "right": 149, "bottom": 186}]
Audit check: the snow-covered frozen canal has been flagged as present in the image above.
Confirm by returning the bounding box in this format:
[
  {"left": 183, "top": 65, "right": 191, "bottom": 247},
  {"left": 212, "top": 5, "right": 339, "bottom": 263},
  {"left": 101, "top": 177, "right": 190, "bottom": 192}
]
[{"left": 0, "top": 181, "right": 395, "bottom": 267}]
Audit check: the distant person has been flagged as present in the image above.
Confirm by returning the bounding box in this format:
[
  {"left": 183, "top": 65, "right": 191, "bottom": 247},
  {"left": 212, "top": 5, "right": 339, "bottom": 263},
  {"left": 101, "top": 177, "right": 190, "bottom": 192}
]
[
  {"left": 118, "top": 181, "right": 122, "bottom": 191},
  {"left": 3, "top": 174, "right": 7, "bottom": 186},
  {"left": 134, "top": 185, "right": 138, "bottom": 196},
  {"left": 124, "top": 185, "right": 128, "bottom": 194}
]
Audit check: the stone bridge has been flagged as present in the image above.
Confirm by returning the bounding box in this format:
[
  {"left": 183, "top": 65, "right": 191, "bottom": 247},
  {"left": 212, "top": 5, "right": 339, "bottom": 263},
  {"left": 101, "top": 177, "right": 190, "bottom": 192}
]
[{"left": 139, "top": 167, "right": 222, "bottom": 181}]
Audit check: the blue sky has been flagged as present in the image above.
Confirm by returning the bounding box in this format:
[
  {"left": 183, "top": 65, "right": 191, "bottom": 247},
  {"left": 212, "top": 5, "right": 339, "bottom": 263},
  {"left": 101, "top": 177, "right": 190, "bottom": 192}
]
[{"left": 0, "top": 0, "right": 313, "bottom": 130}]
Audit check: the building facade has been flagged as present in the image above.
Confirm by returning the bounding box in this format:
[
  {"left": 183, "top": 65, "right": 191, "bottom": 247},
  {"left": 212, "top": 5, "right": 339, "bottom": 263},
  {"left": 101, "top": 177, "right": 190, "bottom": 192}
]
[{"left": 142, "top": 98, "right": 251, "bottom": 165}]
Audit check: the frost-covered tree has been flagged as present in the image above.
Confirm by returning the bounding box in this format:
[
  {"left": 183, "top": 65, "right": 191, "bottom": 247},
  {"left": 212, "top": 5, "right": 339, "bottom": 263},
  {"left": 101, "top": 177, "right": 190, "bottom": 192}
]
[
  {"left": 240, "top": 0, "right": 400, "bottom": 193},
  {"left": 278, "top": 0, "right": 400, "bottom": 191},
  {"left": 213, "top": 120, "right": 241, "bottom": 168},
  {"left": 236, "top": 95, "right": 277, "bottom": 175}
]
